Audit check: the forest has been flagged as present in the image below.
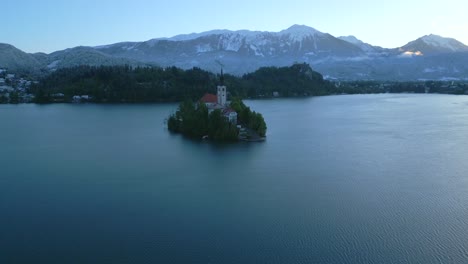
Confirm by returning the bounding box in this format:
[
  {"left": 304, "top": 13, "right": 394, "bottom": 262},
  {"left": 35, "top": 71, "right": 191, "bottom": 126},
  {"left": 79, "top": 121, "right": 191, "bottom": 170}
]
[
  {"left": 31, "top": 63, "right": 334, "bottom": 103},
  {"left": 25, "top": 63, "right": 468, "bottom": 105}
]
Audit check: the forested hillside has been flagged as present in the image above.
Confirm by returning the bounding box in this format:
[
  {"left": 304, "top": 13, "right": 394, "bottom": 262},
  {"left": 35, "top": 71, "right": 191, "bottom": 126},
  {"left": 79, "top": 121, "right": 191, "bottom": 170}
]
[{"left": 32, "top": 63, "right": 334, "bottom": 103}]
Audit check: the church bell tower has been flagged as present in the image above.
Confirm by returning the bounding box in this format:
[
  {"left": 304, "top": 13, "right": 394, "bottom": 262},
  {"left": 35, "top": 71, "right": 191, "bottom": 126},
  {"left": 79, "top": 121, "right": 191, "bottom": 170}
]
[{"left": 217, "top": 68, "right": 227, "bottom": 106}]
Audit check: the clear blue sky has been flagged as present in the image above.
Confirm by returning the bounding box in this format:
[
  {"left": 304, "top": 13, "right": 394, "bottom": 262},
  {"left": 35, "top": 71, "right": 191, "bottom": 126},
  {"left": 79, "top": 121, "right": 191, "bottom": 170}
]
[{"left": 2, "top": 0, "right": 467, "bottom": 53}]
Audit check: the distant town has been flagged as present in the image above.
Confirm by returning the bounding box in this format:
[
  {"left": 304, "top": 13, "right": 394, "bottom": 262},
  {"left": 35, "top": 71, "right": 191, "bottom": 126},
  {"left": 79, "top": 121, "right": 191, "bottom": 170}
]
[{"left": 0, "top": 68, "right": 37, "bottom": 103}]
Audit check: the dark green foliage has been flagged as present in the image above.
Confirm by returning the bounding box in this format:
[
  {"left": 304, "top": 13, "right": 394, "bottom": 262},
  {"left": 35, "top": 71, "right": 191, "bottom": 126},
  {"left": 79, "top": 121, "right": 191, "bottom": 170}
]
[
  {"left": 237, "top": 63, "right": 334, "bottom": 97},
  {"left": 34, "top": 87, "right": 51, "bottom": 104},
  {"left": 31, "top": 65, "right": 219, "bottom": 103},
  {"left": 30, "top": 63, "right": 335, "bottom": 103},
  {"left": 0, "top": 94, "right": 8, "bottom": 104},
  {"left": 167, "top": 115, "right": 180, "bottom": 132},
  {"left": 248, "top": 112, "right": 267, "bottom": 137},
  {"left": 9, "top": 63, "right": 468, "bottom": 106},
  {"left": 230, "top": 98, "right": 267, "bottom": 137},
  {"left": 9, "top": 91, "right": 19, "bottom": 104},
  {"left": 168, "top": 101, "right": 238, "bottom": 142},
  {"left": 207, "top": 110, "right": 238, "bottom": 141}
]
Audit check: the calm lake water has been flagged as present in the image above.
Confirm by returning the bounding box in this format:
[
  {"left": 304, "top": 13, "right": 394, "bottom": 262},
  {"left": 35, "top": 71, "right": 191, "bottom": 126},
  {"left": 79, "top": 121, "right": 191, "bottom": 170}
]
[{"left": 2, "top": 94, "right": 468, "bottom": 263}]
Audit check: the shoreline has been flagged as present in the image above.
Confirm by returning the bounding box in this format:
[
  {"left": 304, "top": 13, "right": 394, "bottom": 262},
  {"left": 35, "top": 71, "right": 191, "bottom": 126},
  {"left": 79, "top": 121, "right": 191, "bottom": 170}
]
[{"left": 2, "top": 91, "right": 467, "bottom": 106}]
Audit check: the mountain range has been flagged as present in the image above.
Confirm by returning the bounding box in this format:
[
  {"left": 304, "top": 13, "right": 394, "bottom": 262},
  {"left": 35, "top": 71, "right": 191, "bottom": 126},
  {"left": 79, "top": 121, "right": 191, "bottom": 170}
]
[{"left": 1, "top": 25, "right": 468, "bottom": 81}]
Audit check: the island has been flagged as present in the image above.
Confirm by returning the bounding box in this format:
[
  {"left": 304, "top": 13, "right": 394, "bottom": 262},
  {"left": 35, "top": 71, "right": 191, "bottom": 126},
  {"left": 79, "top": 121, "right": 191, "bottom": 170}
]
[{"left": 167, "top": 71, "right": 266, "bottom": 142}]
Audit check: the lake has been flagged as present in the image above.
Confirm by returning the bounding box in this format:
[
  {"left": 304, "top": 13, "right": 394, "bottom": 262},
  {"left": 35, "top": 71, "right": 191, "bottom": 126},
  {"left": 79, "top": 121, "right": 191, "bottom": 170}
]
[{"left": 2, "top": 94, "right": 468, "bottom": 263}]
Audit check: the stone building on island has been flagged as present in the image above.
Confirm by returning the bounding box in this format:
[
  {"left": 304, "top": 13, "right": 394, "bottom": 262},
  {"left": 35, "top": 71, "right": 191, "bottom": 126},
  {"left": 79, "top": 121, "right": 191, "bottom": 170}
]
[{"left": 200, "top": 71, "right": 237, "bottom": 124}]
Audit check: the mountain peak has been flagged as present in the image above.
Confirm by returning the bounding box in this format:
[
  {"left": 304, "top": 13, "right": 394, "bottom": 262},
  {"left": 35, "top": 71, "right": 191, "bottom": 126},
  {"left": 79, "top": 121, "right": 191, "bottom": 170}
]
[
  {"left": 417, "top": 34, "right": 467, "bottom": 52},
  {"left": 420, "top": 34, "right": 448, "bottom": 43},
  {"left": 279, "top": 24, "right": 323, "bottom": 41},
  {"left": 281, "top": 24, "right": 321, "bottom": 34},
  {"left": 403, "top": 34, "right": 468, "bottom": 53},
  {"left": 421, "top": 34, "right": 445, "bottom": 40}
]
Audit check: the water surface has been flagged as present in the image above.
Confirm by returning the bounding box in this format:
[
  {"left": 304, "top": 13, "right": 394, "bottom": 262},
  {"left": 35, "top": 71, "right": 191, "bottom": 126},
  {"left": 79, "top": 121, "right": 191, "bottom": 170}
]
[{"left": 2, "top": 94, "right": 468, "bottom": 263}]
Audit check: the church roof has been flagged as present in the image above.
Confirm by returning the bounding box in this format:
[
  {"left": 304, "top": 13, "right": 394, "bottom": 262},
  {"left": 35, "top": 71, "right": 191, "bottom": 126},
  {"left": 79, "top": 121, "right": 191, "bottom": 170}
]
[
  {"left": 222, "top": 107, "right": 237, "bottom": 115},
  {"left": 200, "top": 93, "right": 217, "bottom": 103}
]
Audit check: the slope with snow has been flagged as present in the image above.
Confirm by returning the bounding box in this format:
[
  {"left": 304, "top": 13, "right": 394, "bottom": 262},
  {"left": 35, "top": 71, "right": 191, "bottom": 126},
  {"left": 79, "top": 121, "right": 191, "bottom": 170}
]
[
  {"left": 421, "top": 34, "right": 467, "bottom": 52},
  {"left": 2, "top": 25, "right": 468, "bottom": 80},
  {"left": 400, "top": 34, "right": 468, "bottom": 55}
]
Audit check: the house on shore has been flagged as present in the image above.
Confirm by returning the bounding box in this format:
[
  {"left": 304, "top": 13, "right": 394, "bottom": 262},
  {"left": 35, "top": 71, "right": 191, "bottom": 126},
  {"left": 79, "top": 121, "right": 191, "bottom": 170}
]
[
  {"left": 199, "top": 70, "right": 237, "bottom": 124},
  {"left": 72, "top": 95, "right": 92, "bottom": 103}
]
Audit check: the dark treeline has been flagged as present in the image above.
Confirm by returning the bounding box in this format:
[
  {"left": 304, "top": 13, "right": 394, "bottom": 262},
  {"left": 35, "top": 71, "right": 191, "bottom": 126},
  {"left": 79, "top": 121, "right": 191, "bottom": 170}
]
[
  {"left": 31, "top": 63, "right": 335, "bottom": 103},
  {"left": 334, "top": 80, "right": 468, "bottom": 95},
  {"left": 30, "top": 63, "right": 468, "bottom": 104},
  {"left": 32, "top": 65, "right": 218, "bottom": 103}
]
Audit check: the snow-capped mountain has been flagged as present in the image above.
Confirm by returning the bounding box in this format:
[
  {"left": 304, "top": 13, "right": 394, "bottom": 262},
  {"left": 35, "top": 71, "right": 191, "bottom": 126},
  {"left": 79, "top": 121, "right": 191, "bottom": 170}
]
[
  {"left": 400, "top": 34, "right": 468, "bottom": 55},
  {"left": 93, "top": 25, "right": 365, "bottom": 75},
  {"left": 96, "top": 25, "right": 363, "bottom": 60},
  {"left": 2, "top": 25, "right": 468, "bottom": 80}
]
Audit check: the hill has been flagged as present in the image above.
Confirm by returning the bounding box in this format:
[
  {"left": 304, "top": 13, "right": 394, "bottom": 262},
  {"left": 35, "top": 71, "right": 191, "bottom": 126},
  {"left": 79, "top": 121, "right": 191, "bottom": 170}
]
[
  {"left": 32, "top": 63, "right": 333, "bottom": 103},
  {"left": 2, "top": 25, "right": 468, "bottom": 81}
]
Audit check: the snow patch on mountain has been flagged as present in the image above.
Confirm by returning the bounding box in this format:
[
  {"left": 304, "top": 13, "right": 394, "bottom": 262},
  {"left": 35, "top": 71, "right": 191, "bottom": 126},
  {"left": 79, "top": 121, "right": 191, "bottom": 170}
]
[
  {"left": 421, "top": 34, "right": 459, "bottom": 51},
  {"left": 47, "top": 60, "right": 60, "bottom": 69},
  {"left": 121, "top": 45, "right": 137, "bottom": 51},
  {"left": 278, "top": 24, "right": 322, "bottom": 42},
  {"left": 169, "top": 30, "right": 233, "bottom": 41},
  {"left": 218, "top": 34, "right": 245, "bottom": 51},
  {"left": 196, "top": 44, "right": 213, "bottom": 53},
  {"left": 249, "top": 45, "right": 264, "bottom": 57},
  {"left": 338, "top": 35, "right": 363, "bottom": 45},
  {"left": 163, "top": 29, "right": 266, "bottom": 43}
]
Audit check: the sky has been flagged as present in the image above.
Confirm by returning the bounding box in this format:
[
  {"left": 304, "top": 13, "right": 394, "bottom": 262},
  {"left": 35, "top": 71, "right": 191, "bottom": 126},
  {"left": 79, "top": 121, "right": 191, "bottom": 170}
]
[{"left": 2, "top": 0, "right": 467, "bottom": 53}]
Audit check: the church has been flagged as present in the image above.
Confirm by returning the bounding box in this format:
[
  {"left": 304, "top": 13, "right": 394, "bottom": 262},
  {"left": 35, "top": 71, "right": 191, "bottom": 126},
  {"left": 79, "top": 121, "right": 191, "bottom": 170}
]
[{"left": 199, "top": 71, "right": 238, "bottom": 124}]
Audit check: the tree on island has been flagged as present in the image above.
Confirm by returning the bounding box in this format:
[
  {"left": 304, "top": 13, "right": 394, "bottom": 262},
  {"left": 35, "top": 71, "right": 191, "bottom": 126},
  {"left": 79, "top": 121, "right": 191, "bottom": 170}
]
[
  {"left": 167, "top": 98, "right": 266, "bottom": 142},
  {"left": 167, "top": 100, "right": 238, "bottom": 142},
  {"left": 230, "top": 98, "right": 266, "bottom": 137}
]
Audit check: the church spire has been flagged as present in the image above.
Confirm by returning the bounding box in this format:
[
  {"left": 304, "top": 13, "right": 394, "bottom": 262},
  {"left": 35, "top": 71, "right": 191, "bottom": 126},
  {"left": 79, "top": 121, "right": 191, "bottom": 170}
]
[{"left": 220, "top": 68, "right": 224, "bottom": 86}]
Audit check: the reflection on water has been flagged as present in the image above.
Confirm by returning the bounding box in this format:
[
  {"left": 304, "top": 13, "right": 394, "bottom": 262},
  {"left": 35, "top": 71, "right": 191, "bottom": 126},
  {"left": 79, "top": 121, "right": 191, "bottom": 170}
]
[{"left": 2, "top": 94, "right": 468, "bottom": 263}]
